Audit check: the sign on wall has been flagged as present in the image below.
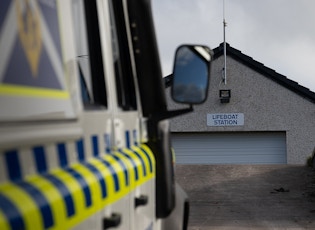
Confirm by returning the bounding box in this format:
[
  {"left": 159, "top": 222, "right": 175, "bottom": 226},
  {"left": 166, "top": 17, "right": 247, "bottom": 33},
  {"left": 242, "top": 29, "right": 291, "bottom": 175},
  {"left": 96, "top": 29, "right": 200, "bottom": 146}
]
[{"left": 207, "top": 113, "right": 244, "bottom": 126}]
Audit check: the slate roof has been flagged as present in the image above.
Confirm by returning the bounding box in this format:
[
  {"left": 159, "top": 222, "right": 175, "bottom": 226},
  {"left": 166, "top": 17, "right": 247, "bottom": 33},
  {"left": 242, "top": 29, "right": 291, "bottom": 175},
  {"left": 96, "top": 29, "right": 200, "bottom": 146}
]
[
  {"left": 165, "top": 43, "right": 315, "bottom": 103},
  {"left": 214, "top": 43, "right": 315, "bottom": 103}
]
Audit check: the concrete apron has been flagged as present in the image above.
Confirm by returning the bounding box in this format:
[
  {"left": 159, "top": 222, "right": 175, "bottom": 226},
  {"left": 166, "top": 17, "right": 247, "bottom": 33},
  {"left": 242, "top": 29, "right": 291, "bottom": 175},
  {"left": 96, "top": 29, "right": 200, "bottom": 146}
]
[{"left": 175, "top": 165, "right": 315, "bottom": 230}]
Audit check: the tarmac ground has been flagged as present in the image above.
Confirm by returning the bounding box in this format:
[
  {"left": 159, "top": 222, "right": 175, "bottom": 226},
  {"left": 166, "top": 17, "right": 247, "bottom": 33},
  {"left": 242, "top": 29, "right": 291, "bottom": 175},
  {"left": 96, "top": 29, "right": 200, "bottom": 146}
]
[{"left": 175, "top": 165, "right": 315, "bottom": 230}]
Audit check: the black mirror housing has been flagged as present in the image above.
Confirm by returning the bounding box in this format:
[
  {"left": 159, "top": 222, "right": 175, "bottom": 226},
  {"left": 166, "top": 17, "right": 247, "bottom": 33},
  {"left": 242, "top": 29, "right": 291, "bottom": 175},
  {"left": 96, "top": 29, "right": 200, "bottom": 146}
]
[{"left": 171, "top": 45, "right": 212, "bottom": 104}]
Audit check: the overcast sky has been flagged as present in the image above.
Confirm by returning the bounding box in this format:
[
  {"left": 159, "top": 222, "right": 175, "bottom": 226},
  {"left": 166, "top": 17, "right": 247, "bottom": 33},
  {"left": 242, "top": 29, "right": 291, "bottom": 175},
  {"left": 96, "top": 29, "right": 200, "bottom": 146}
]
[{"left": 152, "top": 0, "right": 315, "bottom": 92}]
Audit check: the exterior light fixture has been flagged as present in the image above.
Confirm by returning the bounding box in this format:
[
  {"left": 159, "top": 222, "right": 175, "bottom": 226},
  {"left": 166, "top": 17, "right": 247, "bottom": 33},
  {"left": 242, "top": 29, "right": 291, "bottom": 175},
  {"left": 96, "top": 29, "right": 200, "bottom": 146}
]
[{"left": 220, "top": 89, "right": 231, "bottom": 103}]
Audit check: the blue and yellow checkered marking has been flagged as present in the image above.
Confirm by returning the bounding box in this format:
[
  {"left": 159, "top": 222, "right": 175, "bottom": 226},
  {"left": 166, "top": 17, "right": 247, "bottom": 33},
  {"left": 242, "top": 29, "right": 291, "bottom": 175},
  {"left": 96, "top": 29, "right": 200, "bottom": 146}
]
[{"left": 0, "top": 144, "right": 155, "bottom": 230}]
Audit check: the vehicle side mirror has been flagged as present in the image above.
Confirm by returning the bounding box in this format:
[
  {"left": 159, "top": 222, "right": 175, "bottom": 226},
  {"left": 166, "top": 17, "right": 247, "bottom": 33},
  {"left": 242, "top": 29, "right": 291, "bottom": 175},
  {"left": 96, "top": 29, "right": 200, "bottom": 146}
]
[{"left": 171, "top": 45, "right": 212, "bottom": 104}]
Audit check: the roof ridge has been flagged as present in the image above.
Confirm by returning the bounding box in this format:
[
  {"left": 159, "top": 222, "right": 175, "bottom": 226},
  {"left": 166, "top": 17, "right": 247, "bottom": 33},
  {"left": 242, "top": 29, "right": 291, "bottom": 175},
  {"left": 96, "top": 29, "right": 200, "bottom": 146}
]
[{"left": 214, "top": 43, "right": 315, "bottom": 103}]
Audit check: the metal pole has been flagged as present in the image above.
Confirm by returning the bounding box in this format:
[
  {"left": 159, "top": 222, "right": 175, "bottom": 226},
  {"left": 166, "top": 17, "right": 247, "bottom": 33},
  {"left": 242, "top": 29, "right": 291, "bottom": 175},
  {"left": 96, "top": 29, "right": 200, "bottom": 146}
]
[{"left": 223, "top": 0, "right": 227, "bottom": 85}]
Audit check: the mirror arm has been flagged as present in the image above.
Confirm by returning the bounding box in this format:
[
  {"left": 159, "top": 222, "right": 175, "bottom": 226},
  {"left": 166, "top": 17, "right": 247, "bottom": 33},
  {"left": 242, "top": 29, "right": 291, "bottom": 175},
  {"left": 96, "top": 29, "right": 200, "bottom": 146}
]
[{"left": 152, "top": 105, "right": 193, "bottom": 122}]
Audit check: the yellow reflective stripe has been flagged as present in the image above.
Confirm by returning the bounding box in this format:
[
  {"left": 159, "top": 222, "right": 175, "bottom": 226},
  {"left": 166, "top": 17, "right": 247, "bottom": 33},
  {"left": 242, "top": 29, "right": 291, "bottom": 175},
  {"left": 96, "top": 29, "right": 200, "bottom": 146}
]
[
  {"left": 27, "top": 176, "right": 67, "bottom": 230},
  {"left": 132, "top": 145, "right": 153, "bottom": 180},
  {"left": 0, "top": 84, "right": 69, "bottom": 99},
  {"left": 116, "top": 149, "right": 136, "bottom": 188},
  {"left": 122, "top": 148, "right": 145, "bottom": 188},
  {"left": 103, "top": 154, "right": 130, "bottom": 199},
  {"left": 140, "top": 144, "right": 156, "bottom": 174},
  {"left": 115, "top": 151, "right": 136, "bottom": 188},
  {"left": 50, "top": 168, "right": 85, "bottom": 229},
  {"left": 0, "top": 209, "right": 10, "bottom": 230},
  {"left": 88, "top": 158, "right": 117, "bottom": 206},
  {"left": 70, "top": 164, "right": 100, "bottom": 222},
  {"left": 0, "top": 183, "right": 43, "bottom": 230},
  {"left": 171, "top": 148, "right": 176, "bottom": 164}
]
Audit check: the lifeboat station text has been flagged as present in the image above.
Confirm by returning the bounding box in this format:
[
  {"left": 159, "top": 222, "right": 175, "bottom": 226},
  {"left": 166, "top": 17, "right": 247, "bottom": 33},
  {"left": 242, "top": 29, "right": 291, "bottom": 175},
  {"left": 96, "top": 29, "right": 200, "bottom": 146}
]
[{"left": 207, "top": 113, "right": 244, "bottom": 126}]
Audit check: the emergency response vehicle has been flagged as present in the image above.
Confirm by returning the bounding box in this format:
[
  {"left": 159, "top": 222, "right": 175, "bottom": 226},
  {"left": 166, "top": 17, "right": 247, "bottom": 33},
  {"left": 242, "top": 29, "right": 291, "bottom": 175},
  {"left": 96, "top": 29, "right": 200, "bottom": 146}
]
[{"left": 0, "top": 0, "right": 212, "bottom": 229}]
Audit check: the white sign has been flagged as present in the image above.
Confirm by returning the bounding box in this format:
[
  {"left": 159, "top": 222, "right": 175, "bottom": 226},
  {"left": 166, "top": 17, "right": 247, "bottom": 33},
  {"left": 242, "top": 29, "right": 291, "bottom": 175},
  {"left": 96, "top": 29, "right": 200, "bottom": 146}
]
[{"left": 207, "top": 113, "right": 244, "bottom": 126}]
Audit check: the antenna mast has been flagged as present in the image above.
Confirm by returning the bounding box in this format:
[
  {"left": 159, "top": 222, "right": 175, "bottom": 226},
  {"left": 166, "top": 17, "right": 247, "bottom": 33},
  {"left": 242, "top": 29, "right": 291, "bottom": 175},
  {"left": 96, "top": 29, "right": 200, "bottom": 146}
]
[{"left": 223, "top": 0, "right": 227, "bottom": 85}]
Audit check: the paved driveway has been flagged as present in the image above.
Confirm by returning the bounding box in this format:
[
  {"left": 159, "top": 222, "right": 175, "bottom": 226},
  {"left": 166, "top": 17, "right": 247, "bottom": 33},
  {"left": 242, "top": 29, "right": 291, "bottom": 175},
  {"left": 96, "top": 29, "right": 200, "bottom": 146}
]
[{"left": 175, "top": 165, "right": 315, "bottom": 230}]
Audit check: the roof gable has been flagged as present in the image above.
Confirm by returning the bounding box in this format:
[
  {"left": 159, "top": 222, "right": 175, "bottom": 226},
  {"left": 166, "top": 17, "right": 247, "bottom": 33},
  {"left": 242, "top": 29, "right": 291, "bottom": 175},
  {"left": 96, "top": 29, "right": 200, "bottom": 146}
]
[{"left": 214, "top": 43, "right": 315, "bottom": 103}]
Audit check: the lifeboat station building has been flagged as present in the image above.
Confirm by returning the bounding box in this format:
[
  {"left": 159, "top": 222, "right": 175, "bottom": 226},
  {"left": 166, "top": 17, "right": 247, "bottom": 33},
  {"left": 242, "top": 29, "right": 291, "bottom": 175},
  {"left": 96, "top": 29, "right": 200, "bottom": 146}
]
[{"left": 166, "top": 43, "right": 315, "bottom": 164}]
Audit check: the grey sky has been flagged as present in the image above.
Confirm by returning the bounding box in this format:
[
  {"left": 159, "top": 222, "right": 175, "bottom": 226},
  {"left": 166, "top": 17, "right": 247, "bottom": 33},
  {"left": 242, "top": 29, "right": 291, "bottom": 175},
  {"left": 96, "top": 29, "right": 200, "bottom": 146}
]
[{"left": 152, "top": 0, "right": 315, "bottom": 92}]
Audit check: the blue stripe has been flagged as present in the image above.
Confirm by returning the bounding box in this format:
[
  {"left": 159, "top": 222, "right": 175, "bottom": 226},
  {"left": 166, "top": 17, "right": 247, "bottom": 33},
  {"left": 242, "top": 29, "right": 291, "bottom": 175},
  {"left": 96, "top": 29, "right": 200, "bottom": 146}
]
[
  {"left": 4, "top": 150, "right": 22, "bottom": 181},
  {"left": 66, "top": 168, "right": 92, "bottom": 207},
  {"left": 132, "top": 150, "right": 146, "bottom": 176},
  {"left": 133, "top": 130, "right": 138, "bottom": 145},
  {"left": 92, "top": 135, "right": 99, "bottom": 157},
  {"left": 112, "top": 155, "right": 129, "bottom": 186},
  {"left": 33, "top": 146, "right": 47, "bottom": 174},
  {"left": 0, "top": 194, "right": 25, "bottom": 230},
  {"left": 140, "top": 147, "right": 153, "bottom": 173},
  {"left": 104, "top": 134, "right": 111, "bottom": 153},
  {"left": 16, "top": 181, "right": 53, "bottom": 228},
  {"left": 76, "top": 139, "right": 85, "bottom": 161},
  {"left": 84, "top": 163, "right": 107, "bottom": 198},
  {"left": 99, "top": 158, "right": 119, "bottom": 192},
  {"left": 119, "top": 150, "right": 138, "bottom": 181},
  {"left": 125, "top": 131, "right": 130, "bottom": 148},
  {"left": 43, "top": 174, "right": 75, "bottom": 217},
  {"left": 57, "top": 143, "right": 68, "bottom": 168}
]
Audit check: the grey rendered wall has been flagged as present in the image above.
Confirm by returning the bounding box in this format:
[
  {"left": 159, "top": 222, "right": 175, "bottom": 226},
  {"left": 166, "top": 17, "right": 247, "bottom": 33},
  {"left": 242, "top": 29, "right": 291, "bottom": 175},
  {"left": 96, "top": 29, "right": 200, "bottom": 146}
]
[{"left": 167, "top": 55, "right": 315, "bottom": 164}]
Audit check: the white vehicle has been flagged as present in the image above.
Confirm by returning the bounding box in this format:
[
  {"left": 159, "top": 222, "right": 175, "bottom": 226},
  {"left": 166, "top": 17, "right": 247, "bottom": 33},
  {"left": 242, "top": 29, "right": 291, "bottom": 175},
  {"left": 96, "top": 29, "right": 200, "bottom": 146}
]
[{"left": 0, "top": 0, "right": 212, "bottom": 229}]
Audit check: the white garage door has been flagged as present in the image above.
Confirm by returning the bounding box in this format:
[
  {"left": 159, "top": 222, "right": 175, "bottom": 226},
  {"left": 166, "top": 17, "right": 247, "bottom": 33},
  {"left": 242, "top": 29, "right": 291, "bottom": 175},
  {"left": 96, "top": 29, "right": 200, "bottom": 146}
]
[{"left": 171, "top": 132, "right": 286, "bottom": 164}]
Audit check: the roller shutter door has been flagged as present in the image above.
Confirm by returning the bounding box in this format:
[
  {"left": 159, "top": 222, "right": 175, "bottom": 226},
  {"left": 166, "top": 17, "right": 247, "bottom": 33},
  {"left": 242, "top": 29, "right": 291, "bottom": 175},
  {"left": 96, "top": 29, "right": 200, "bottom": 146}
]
[{"left": 171, "top": 132, "right": 286, "bottom": 164}]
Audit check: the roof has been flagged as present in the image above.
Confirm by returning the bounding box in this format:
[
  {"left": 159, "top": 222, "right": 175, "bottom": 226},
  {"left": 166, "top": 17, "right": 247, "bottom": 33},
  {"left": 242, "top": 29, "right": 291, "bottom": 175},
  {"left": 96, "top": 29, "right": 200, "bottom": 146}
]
[
  {"left": 165, "top": 43, "right": 315, "bottom": 103},
  {"left": 213, "top": 43, "right": 315, "bottom": 103}
]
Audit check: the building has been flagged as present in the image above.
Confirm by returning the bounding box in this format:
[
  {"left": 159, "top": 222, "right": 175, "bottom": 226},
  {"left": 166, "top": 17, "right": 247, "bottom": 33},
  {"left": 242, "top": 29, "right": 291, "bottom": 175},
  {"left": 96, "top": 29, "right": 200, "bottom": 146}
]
[{"left": 166, "top": 43, "right": 315, "bottom": 164}]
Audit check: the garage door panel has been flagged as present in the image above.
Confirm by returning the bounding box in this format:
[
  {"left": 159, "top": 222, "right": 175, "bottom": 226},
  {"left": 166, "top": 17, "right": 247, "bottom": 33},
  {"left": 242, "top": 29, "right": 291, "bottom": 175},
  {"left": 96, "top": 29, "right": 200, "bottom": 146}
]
[
  {"left": 173, "top": 136, "right": 284, "bottom": 146},
  {"left": 172, "top": 132, "right": 286, "bottom": 164},
  {"left": 177, "top": 154, "right": 286, "bottom": 164},
  {"left": 175, "top": 147, "right": 285, "bottom": 156}
]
